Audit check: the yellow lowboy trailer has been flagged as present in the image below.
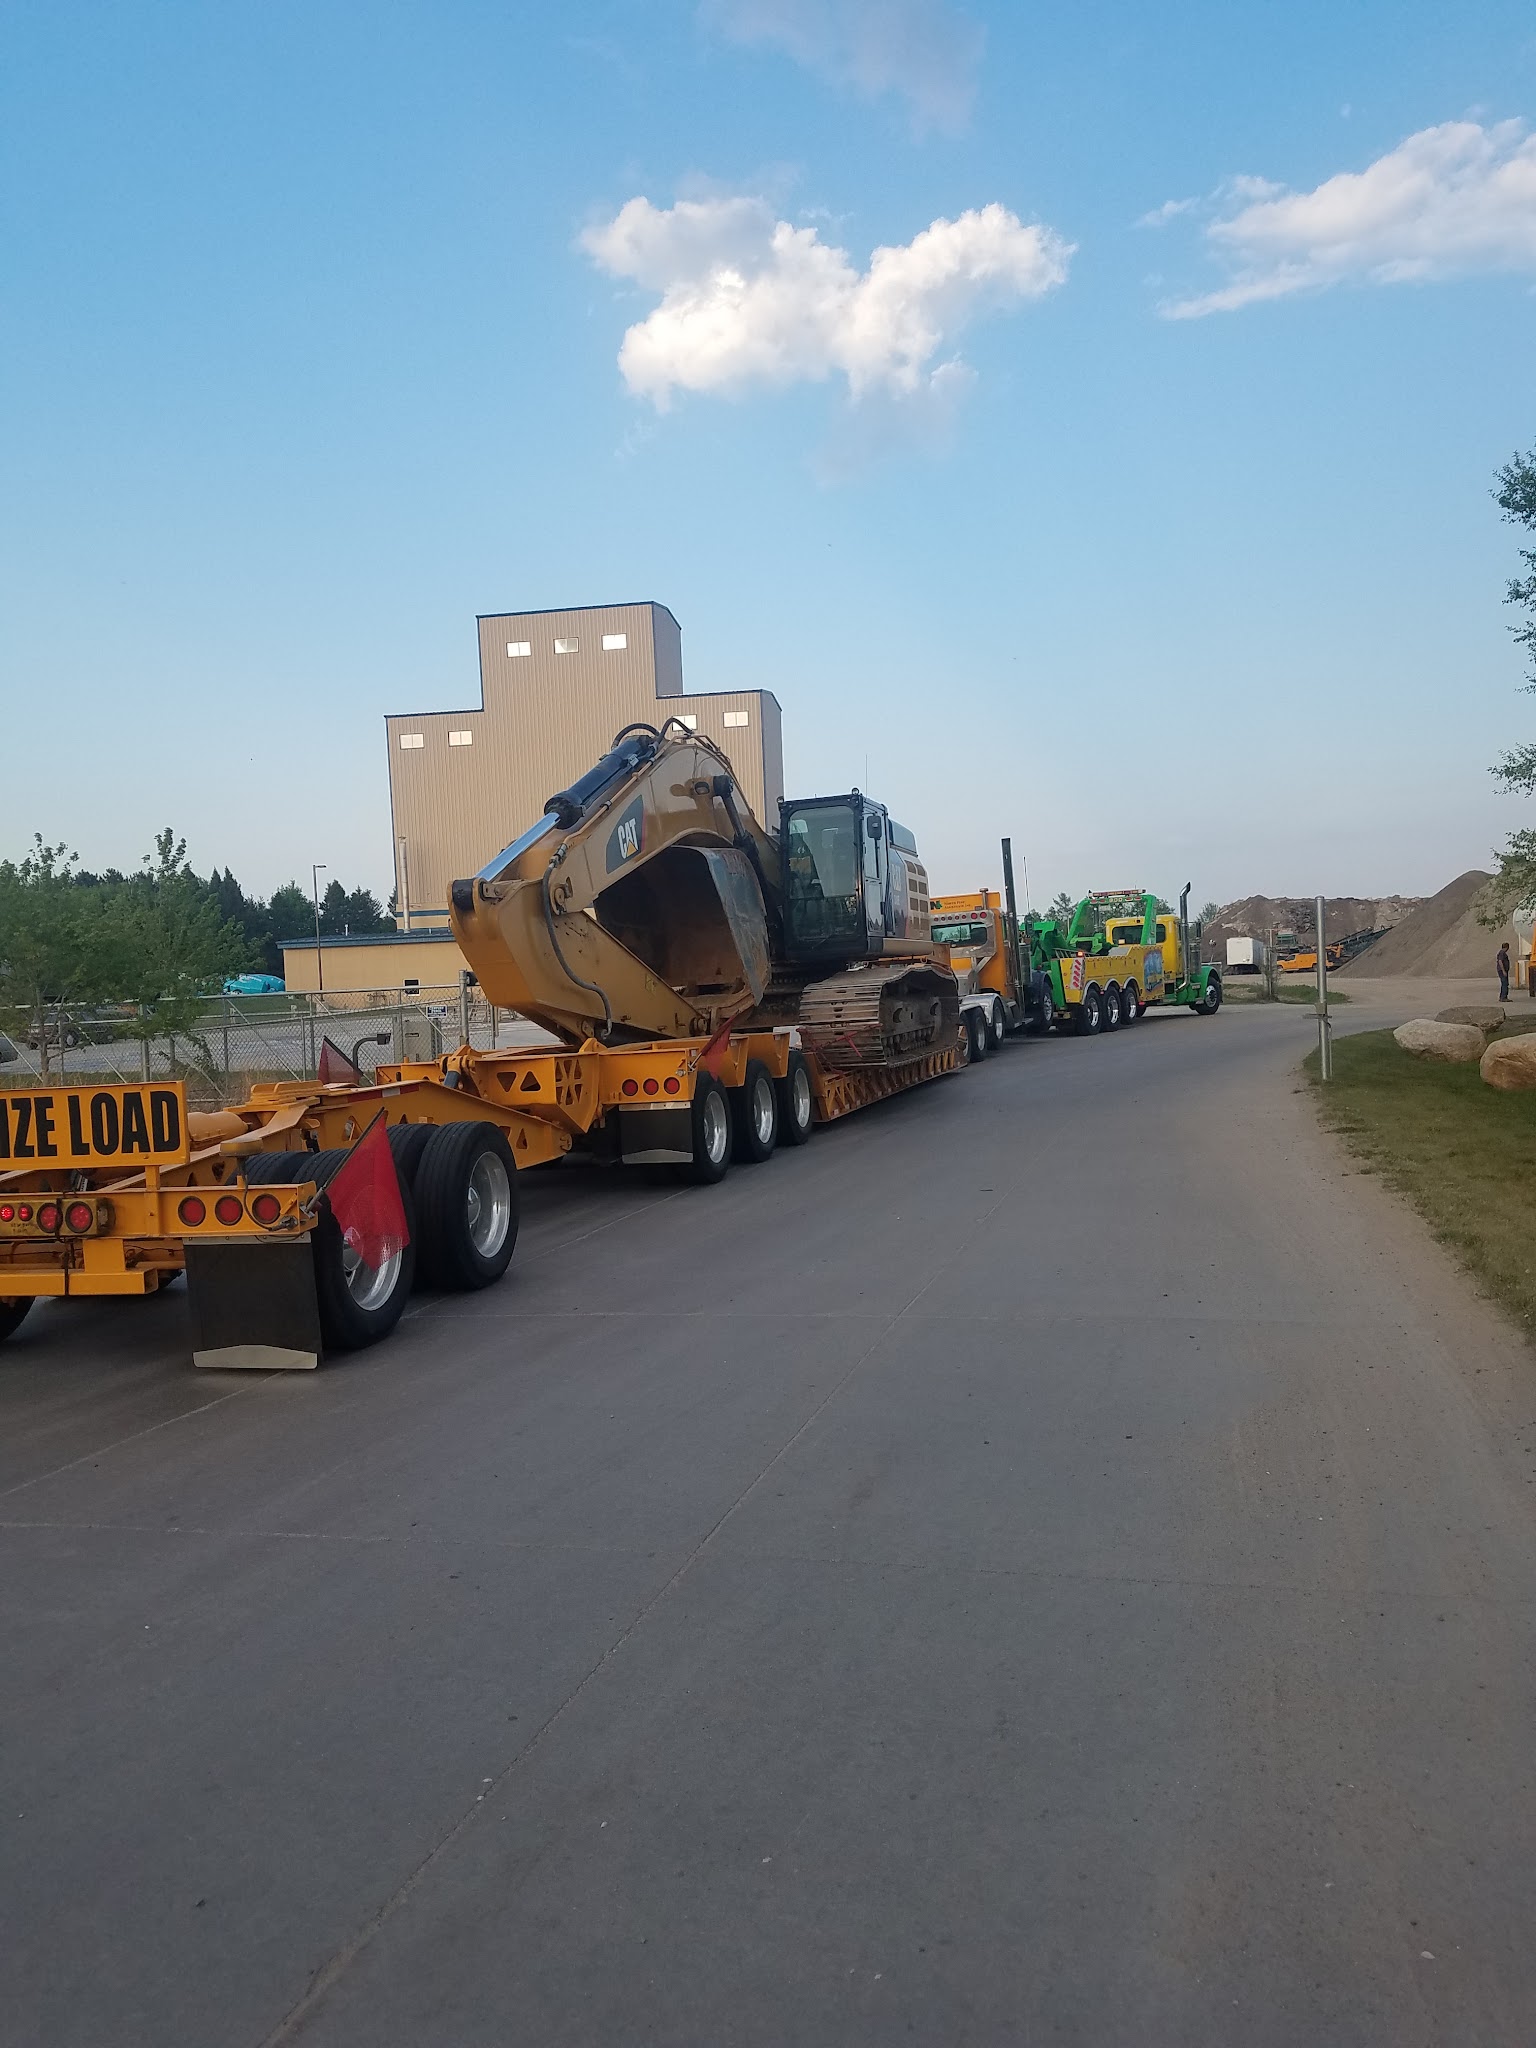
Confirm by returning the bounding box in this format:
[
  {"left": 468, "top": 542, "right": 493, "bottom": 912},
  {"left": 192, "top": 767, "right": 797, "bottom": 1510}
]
[{"left": 0, "top": 1019, "right": 953, "bottom": 1368}]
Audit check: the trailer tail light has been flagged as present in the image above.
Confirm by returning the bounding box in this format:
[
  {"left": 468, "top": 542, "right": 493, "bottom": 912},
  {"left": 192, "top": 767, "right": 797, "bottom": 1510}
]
[
  {"left": 642, "top": 1077, "right": 659, "bottom": 1095},
  {"left": 178, "top": 1196, "right": 206, "bottom": 1227},
  {"left": 37, "top": 1203, "right": 62, "bottom": 1234},
  {"left": 250, "top": 1192, "right": 282, "bottom": 1225},
  {"left": 214, "top": 1195, "right": 244, "bottom": 1226},
  {"left": 621, "top": 1078, "right": 639, "bottom": 1097},
  {"left": 0, "top": 1205, "right": 12, "bottom": 1223},
  {"left": 65, "top": 1201, "right": 94, "bottom": 1234},
  {"left": 663, "top": 1076, "right": 680, "bottom": 1094},
  {"left": 17, "top": 1204, "right": 32, "bottom": 1222}
]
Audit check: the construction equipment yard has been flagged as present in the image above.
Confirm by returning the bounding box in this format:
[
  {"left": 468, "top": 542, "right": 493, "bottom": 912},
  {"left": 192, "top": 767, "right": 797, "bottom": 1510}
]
[{"left": 5, "top": 983, "right": 1535, "bottom": 2047}]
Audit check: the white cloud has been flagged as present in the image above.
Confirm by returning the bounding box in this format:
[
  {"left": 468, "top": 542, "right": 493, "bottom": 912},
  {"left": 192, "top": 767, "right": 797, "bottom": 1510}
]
[
  {"left": 1160, "top": 119, "right": 1536, "bottom": 317},
  {"left": 582, "top": 195, "right": 1072, "bottom": 409},
  {"left": 698, "top": 0, "right": 983, "bottom": 132}
]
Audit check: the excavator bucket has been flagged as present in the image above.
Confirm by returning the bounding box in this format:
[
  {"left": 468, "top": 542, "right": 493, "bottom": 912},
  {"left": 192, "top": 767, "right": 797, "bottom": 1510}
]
[{"left": 595, "top": 844, "right": 771, "bottom": 1007}]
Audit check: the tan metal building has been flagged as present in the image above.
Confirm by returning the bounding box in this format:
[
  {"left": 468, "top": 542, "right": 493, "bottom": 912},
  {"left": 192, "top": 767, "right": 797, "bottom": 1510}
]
[
  {"left": 386, "top": 602, "right": 784, "bottom": 930},
  {"left": 280, "top": 932, "right": 465, "bottom": 994}
]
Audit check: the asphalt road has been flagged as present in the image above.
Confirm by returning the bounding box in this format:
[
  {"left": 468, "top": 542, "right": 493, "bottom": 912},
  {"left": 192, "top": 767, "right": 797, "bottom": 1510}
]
[{"left": 4, "top": 999, "right": 1536, "bottom": 2046}]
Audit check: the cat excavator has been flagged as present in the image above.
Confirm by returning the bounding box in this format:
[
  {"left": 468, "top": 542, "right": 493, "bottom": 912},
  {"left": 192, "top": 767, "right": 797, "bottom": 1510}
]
[{"left": 448, "top": 719, "right": 959, "bottom": 1074}]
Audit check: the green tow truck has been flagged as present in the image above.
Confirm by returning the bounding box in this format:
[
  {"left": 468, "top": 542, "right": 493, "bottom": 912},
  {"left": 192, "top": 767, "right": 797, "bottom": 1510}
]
[{"left": 1026, "top": 886, "right": 1222, "bottom": 1036}]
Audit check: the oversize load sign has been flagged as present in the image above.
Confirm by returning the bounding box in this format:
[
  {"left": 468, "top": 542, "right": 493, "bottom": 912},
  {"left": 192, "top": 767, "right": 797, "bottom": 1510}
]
[{"left": 0, "top": 1083, "right": 189, "bottom": 1169}]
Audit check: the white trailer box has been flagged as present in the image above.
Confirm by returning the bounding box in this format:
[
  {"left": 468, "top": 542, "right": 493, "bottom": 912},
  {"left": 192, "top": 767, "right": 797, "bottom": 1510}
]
[{"left": 1226, "top": 936, "right": 1267, "bottom": 973}]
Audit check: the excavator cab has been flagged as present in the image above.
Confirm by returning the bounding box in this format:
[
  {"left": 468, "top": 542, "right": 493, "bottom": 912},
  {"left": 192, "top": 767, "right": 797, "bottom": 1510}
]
[{"left": 780, "top": 794, "right": 930, "bottom": 967}]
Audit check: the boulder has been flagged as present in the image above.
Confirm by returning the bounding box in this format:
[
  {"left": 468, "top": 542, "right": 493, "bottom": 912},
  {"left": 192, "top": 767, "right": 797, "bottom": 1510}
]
[
  {"left": 1393, "top": 1018, "right": 1487, "bottom": 1062},
  {"left": 1435, "top": 1005, "right": 1506, "bottom": 1029},
  {"left": 1479, "top": 1034, "right": 1536, "bottom": 1091}
]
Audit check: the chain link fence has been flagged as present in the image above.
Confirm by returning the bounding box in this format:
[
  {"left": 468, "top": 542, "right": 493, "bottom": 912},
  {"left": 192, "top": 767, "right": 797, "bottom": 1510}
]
[{"left": 0, "top": 988, "right": 557, "bottom": 1108}]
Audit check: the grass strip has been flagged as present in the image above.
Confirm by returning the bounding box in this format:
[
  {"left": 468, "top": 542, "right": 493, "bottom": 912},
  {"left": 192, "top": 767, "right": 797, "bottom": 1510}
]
[{"left": 1308, "top": 1029, "right": 1536, "bottom": 1332}]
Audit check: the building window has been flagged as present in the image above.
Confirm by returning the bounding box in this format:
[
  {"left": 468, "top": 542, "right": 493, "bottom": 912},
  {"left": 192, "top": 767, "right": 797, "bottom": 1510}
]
[
  {"left": 554, "top": 637, "right": 578, "bottom": 654},
  {"left": 602, "top": 633, "right": 627, "bottom": 651},
  {"left": 676, "top": 713, "right": 698, "bottom": 731},
  {"left": 399, "top": 732, "right": 425, "bottom": 749},
  {"left": 449, "top": 730, "right": 473, "bottom": 747},
  {"left": 507, "top": 641, "right": 531, "bottom": 657},
  {"left": 723, "top": 710, "right": 750, "bottom": 728}
]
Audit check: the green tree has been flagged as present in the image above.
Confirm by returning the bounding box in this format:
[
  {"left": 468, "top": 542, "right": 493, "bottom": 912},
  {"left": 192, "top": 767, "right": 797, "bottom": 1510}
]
[
  {"left": 318, "top": 879, "right": 392, "bottom": 936},
  {"left": 100, "top": 831, "right": 248, "bottom": 1065},
  {"left": 0, "top": 838, "right": 106, "bottom": 1078},
  {"left": 1198, "top": 900, "right": 1220, "bottom": 926},
  {"left": 1488, "top": 445, "right": 1536, "bottom": 918},
  {"left": 1047, "top": 891, "right": 1075, "bottom": 925}
]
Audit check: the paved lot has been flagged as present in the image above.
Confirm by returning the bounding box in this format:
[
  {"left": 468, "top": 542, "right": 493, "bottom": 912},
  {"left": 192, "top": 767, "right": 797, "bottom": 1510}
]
[{"left": 3, "top": 996, "right": 1535, "bottom": 2045}]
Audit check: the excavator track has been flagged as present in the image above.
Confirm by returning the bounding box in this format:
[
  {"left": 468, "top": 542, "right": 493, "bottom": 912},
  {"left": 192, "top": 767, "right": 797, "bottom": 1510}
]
[{"left": 796, "top": 963, "right": 960, "bottom": 1071}]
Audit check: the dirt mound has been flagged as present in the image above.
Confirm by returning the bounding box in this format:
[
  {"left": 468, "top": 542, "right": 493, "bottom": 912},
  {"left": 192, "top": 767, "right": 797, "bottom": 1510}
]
[
  {"left": 1338, "top": 871, "right": 1521, "bottom": 980},
  {"left": 1202, "top": 894, "right": 1420, "bottom": 964}
]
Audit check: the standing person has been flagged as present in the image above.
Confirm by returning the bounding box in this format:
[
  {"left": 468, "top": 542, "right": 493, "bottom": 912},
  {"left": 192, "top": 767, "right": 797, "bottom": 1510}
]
[{"left": 1496, "top": 941, "right": 1511, "bottom": 1002}]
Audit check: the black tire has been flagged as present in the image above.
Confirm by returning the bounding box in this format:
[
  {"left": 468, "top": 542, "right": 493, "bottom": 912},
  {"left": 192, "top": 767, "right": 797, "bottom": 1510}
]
[
  {"left": 1076, "top": 986, "right": 1103, "bottom": 1036},
  {"left": 1103, "top": 983, "right": 1124, "bottom": 1032},
  {"left": 682, "top": 1074, "right": 732, "bottom": 1184},
  {"left": 0, "top": 1297, "right": 34, "bottom": 1345},
  {"left": 776, "top": 1051, "right": 814, "bottom": 1146},
  {"left": 965, "top": 1008, "right": 989, "bottom": 1062},
  {"left": 731, "top": 1058, "right": 778, "bottom": 1164},
  {"left": 413, "top": 1122, "right": 520, "bottom": 1290},
  {"left": 1121, "top": 981, "right": 1140, "bottom": 1025},
  {"left": 305, "top": 1148, "right": 417, "bottom": 1352},
  {"left": 387, "top": 1121, "right": 434, "bottom": 1191},
  {"left": 242, "top": 1148, "right": 314, "bottom": 1185},
  {"left": 1198, "top": 975, "right": 1223, "bottom": 1016},
  {"left": 986, "top": 999, "right": 1006, "bottom": 1050},
  {"left": 1030, "top": 983, "right": 1056, "bottom": 1036},
  {"left": 61, "top": 1027, "right": 80, "bottom": 1050}
]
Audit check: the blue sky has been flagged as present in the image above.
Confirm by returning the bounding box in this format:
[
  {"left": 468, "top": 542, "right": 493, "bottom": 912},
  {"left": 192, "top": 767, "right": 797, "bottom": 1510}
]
[{"left": 4, "top": 0, "right": 1535, "bottom": 909}]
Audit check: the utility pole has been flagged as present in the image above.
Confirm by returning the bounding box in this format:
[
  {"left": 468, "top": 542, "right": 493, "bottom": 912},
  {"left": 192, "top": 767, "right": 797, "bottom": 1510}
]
[
  {"left": 1315, "top": 893, "right": 1333, "bottom": 1080},
  {"left": 311, "top": 863, "right": 327, "bottom": 997}
]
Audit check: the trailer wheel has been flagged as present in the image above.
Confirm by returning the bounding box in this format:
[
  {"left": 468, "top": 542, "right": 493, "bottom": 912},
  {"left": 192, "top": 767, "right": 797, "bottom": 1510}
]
[
  {"left": 683, "top": 1074, "right": 732, "bottom": 1184},
  {"left": 414, "top": 1123, "right": 520, "bottom": 1290},
  {"left": 731, "top": 1059, "right": 778, "bottom": 1164},
  {"left": 1121, "top": 981, "right": 1140, "bottom": 1026},
  {"left": 1197, "top": 975, "right": 1223, "bottom": 1016},
  {"left": 965, "top": 1009, "right": 989, "bottom": 1061},
  {"left": 0, "top": 1297, "right": 34, "bottom": 1345},
  {"left": 1076, "top": 987, "right": 1103, "bottom": 1036},
  {"left": 776, "top": 1052, "right": 814, "bottom": 1147},
  {"left": 387, "top": 1121, "right": 434, "bottom": 1192},
  {"left": 304, "top": 1149, "right": 418, "bottom": 1352},
  {"left": 1102, "top": 983, "right": 1124, "bottom": 1031},
  {"left": 242, "top": 1149, "right": 313, "bottom": 1185},
  {"left": 986, "top": 999, "right": 1006, "bottom": 1050}
]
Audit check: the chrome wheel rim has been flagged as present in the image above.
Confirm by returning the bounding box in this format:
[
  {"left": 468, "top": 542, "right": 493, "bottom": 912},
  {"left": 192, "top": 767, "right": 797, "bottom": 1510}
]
[
  {"left": 791, "top": 1065, "right": 812, "bottom": 1130},
  {"left": 701, "top": 1089, "right": 729, "bottom": 1165},
  {"left": 466, "top": 1152, "right": 513, "bottom": 1256},
  {"left": 342, "top": 1238, "right": 402, "bottom": 1312},
  {"left": 752, "top": 1076, "right": 775, "bottom": 1146}
]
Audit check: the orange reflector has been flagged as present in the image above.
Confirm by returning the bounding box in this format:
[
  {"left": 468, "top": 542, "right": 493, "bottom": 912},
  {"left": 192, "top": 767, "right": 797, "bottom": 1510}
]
[
  {"left": 250, "top": 1192, "right": 282, "bottom": 1225},
  {"left": 178, "top": 1196, "right": 206, "bottom": 1227},
  {"left": 65, "top": 1201, "right": 94, "bottom": 1233},
  {"left": 214, "top": 1194, "right": 244, "bottom": 1226}
]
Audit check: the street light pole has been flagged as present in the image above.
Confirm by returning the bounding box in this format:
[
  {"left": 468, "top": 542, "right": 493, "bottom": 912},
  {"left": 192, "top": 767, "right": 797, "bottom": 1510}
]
[{"left": 312, "top": 864, "right": 327, "bottom": 997}]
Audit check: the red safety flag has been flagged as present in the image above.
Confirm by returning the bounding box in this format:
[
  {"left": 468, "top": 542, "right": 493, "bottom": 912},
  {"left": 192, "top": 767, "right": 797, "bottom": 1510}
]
[
  {"left": 696, "top": 1017, "right": 734, "bottom": 1080},
  {"left": 325, "top": 1113, "right": 409, "bottom": 1271},
  {"left": 317, "top": 1036, "right": 363, "bottom": 1085}
]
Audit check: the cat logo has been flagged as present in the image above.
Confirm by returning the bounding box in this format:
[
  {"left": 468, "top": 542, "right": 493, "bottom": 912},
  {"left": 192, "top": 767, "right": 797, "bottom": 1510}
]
[{"left": 606, "top": 797, "right": 645, "bottom": 873}]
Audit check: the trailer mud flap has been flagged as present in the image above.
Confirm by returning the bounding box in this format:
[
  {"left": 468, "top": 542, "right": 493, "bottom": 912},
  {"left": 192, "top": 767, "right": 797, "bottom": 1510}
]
[
  {"left": 618, "top": 1105, "right": 693, "bottom": 1165},
  {"left": 185, "top": 1240, "right": 322, "bottom": 1370}
]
